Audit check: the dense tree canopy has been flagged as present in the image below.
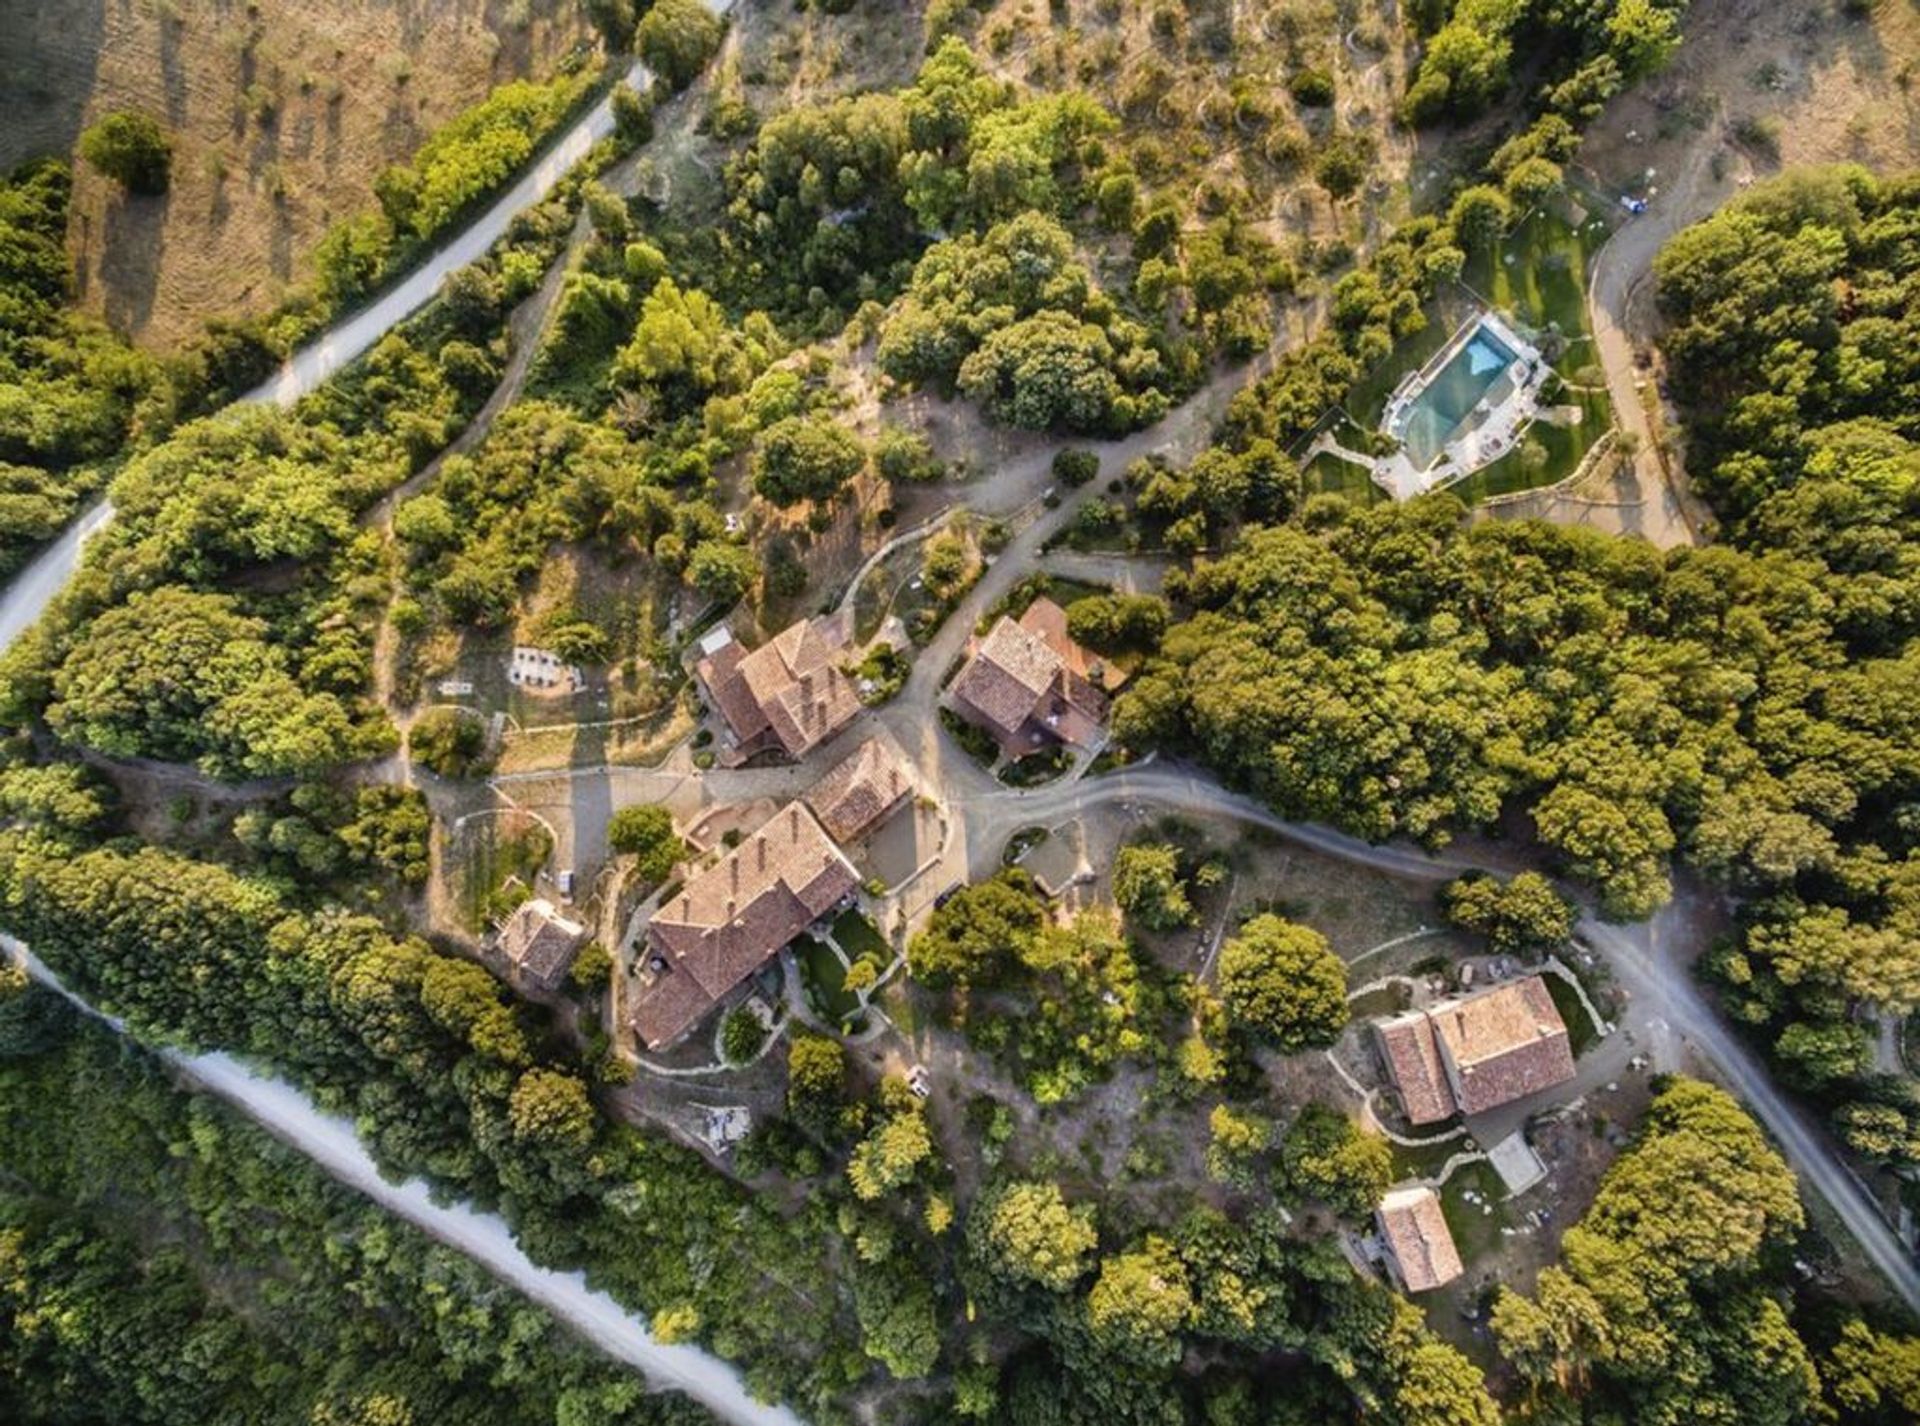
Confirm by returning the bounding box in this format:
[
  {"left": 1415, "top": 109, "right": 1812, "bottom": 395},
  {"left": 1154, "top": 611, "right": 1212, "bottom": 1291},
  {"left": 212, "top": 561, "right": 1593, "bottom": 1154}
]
[{"left": 1216, "top": 914, "right": 1348, "bottom": 1051}]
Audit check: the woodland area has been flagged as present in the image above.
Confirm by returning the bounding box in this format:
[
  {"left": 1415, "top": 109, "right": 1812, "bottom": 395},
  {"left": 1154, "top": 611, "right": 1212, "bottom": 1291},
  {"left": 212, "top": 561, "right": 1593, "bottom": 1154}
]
[{"left": 2, "top": 1, "right": 1920, "bottom": 1425}]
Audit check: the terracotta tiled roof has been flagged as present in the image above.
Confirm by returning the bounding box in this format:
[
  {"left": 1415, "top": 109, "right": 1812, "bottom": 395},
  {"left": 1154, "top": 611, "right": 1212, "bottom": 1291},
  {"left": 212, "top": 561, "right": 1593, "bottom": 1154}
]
[
  {"left": 632, "top": 802, "right": 857, "bottom": 1048},
  {"left": 1017, "top": 597, "right": 1125, "bottom": 694},
  {"left": 498, "top": 898, "right": 586, "bottom": 992},
  {"left": 696, "top": 640, "right": 769, "bottom": 745},
  {"left": 805, "top": 737, "right": 914, "bottom": 845},
  {"left": 1377, "top": 1185, "right": 1464, "bottom": 1293},
  {"left": 1376, "top": 976, "right": 1577, "bottom": 1124},
  {"left": 1429, "top": 976, "right": 1576, "bottom": 1117},
  {"left": 697, "top": 612, "right": 860, "bottom": 759},
  {"left": 1376, "top": 1011, "right": 1454, "bottom": 1125},
  {"left": 950, "top": 616, "right": 1063, "bottom": 736}
]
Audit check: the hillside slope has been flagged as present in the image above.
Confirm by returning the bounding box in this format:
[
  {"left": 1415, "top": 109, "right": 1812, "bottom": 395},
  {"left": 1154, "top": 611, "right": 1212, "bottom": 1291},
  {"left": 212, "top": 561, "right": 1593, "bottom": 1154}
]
[{"left": 0, "top": 0, "right": 597, "bottom": 348}]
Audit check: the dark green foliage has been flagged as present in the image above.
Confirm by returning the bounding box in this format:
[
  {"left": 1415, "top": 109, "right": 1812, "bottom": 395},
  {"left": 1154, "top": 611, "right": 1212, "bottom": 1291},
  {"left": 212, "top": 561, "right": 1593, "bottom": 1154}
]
[
  {"left": 407, "top": 706, "right": 488, "bottom": 778},
  {"left": 0, "top": 161, "right": 159, "bottom": 575},
  {"left": 718, "top": 39, "right": 1114, "bottom": 324},
  {"left": 47, "top": 586, "right": 363, "bottom": 777},
  {"left": 1052, "top": 448, "right": 1100, "bottom": 487},
  {"left": 609, "top": 803, "right": 685, "bottom": 882},
  {"left": 907, "top": 869, "right": 1049, "bottom": 988},
  {"left": 0, "top": 1007, "right": 719, "bottom": 1426},
  {"left": 1065, "top": 593, "right": 1168, "bottom": 654},
  {"left": 1492, "top": 1079, "right": 1817, "bottom": 1425},
  {"left": 752, "top": 413, "right": 866, "bottom": 506},
  {"left": 637, "top": 0, "right": 727, "bottom": 92},
  {"left": 879, "top": 212, "right": 1170, "bottom": 434},
  {"left": 0, "top": 835, "right": 861, "bottom": 1412},
  {"left": 78, "top": 111, "right": 172, "bottom": 194},
  {"left": 721, "top": 1006, "right": 767, "bottom": 1063}
]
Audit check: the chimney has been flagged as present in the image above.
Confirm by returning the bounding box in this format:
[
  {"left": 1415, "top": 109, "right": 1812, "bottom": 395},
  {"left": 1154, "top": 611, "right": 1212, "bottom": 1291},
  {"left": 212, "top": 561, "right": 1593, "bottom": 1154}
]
[
  {"left": 680, "top": 894, "right": 691, "bottom": 920},
  {"left": 731, "top": 857, "right": 740, "bottom": 894},
  {"left": 725, "top": 898, "right": 736, "bottom": 922},
  {"left": 789, "top": 806, "right": 800, "bottom": 841},
  {"left": 757, "top": 837, "right": 767, "bottom": 873}
]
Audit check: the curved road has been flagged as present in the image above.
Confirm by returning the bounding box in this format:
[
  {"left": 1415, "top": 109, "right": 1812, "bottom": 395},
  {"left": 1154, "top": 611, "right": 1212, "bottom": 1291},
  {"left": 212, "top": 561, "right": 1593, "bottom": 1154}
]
[
  {"left": 7, "top": 942, "right": 804, "bottom": 1426},
  {"left": 966, "top": 765, "right": 1920, "bottom": 1314},
  {"left": 0, "top": 23, "right": 817, "bottom": 1426},
  {"left": 243, "top": 56, "right": 654, "bottom": 406}
]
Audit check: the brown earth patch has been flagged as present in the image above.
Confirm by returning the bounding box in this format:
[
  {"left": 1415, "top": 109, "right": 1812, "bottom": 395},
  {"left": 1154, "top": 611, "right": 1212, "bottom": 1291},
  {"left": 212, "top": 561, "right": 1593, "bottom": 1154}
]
[{"left": 0, "top": 0, "right": 599, "bottom": 348}]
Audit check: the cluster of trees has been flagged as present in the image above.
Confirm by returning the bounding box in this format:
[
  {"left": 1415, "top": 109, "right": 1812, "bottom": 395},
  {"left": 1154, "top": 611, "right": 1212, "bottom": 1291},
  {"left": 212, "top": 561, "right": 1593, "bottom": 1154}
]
[
  {"left": 1640, "top": 168, "right": 1920, "bottom": 1174},
  {"left": 959, "top": 1175, "right": 1500, "bottom": 1425},
  {"left": 374, "top": 68, "right": 600, "bottom": 252},
  {"left": 907, "top": 870, "right": 1177, "bottom": 1104},
  {"left": 0, "top": 352, "right": 463, "bottom": 775},
  {"left": 1440, "top": 871, "right": 1574, "bottom": 956},
  {"left": 878, "top": 211, "right": 1170, "bottom": 434},
  {"left": 1492, "top": 1078, "right": 1920, "bottom": 1426},
  {"left": 0, "top": 997, "right": 720, "bottom": 1426},
  {"left": 0, "top": 142, "right": 615, "bottom": 780},
  {"left": 396, "top": 398, "right": 736, "bottom": 628},
  {"left": 719, "top": 39, "right": 1114, "bottom": 322},
  {"left": 0, "top": 160, "right": 160, "bottom": 575},
  {"left": 0, "top": 827, "right": 868, "bottom": 1416},
  {"left": 1113, "top": 485, "right": 1920, "bottom": 927},
  {"left": 1403, "top": 0, "right": 1688, "bottom": 129}
]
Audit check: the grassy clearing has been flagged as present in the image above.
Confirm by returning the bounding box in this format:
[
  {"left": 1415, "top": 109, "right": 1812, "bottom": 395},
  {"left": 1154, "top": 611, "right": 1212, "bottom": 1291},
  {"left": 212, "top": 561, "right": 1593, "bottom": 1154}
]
[
  {"left": 832, "top": 909, "right": 889, "bottom": 964},
  {"left": 1390, "top": 1133, "right": 1468, "bottom": 1183},
  {"left": 1304, "top": 450, "right": 1387, "bottom": 505},
  {"left": 798, "top": 934, "right": 860, "bottom": 1023},
  {"left": 1439, "top": 1159, "right": 1509, "bottom": 1264},
  {"left": 451, "top": 813, "right": 552, "bottom": 933},
  {"left": 1463, "top": 205, "right": 1615, "bottom": 341}
]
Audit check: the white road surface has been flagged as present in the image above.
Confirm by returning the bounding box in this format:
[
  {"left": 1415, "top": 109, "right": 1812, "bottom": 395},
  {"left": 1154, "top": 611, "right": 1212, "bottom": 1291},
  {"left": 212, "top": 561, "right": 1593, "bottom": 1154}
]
[
  {"left": 7, "top": 940, "right": 807, "bottom": 1426},
  {"left": 0, "top": 36, "right": 816, "bottom": 1425},
  {"left": 243, "top": 57, "right": 653, "bottom": 407}
]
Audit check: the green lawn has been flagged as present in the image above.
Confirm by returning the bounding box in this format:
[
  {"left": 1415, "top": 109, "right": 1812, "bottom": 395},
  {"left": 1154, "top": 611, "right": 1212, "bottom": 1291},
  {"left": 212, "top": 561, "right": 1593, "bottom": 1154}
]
[
  {"left": 1439, "top": 1160, "right": 1509, "bottom": 1265},
  {"left": 797, "top": 935, "right": 860, "bottom": 1022},
  {"left": 1544, "top": 968, "right": 1601, "bottom": 1057},
  {"left": 1304, "top": 451, "right": 1387, "bottom": 506},
  {"left": 1463, "top": 207, "right": 1611, "bottom": 341},
  {"left": 1448, "top": 382, "right": 1612, "bottom": 503},
  {"left": 831, "top": 909, "right": 889, "bottom": 965}
]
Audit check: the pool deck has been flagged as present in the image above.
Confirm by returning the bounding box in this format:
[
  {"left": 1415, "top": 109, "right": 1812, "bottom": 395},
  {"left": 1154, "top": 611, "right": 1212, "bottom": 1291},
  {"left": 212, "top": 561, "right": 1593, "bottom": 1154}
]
[{"left": 1372, "top": 311, "right": 1550, "bottom": 500}]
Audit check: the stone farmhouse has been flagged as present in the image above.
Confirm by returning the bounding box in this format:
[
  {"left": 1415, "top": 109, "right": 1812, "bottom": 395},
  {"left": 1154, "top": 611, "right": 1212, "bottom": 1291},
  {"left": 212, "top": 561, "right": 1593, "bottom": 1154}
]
[
  {"left": 630, "top": 802, "right": 858, "bottom": 1050},
  {"left": 1375, "top": 975, "right": 1577, "bottom": 1125},
  {"left": 1376, "top": 1184, "right": 1464, "bottom": 1293},
  {"left": 695, "top": 611, "right": 862, "bottom": 764},
  {"left": 946, "top": 597, "right": 1116, "bottom": 758}
]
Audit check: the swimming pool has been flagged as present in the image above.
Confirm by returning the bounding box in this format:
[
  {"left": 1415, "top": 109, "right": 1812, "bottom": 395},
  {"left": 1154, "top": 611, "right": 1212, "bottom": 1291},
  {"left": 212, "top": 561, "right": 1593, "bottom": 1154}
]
[{"left": 1395, "top": 324, "right": 1518, "bottom": 471}]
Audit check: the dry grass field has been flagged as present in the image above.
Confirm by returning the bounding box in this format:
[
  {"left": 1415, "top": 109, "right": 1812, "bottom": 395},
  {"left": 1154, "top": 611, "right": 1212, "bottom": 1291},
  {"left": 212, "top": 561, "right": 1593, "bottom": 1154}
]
[{"left": 0, "top": 0, "right": 598, "bottom": 348}]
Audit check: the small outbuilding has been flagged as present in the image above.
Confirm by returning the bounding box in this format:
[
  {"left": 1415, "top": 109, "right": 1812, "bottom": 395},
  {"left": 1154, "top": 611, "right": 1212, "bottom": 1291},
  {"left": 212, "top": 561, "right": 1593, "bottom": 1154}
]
[
  {"left": 498, "top": 897, "right": 588, "bottom": 993},
  {"left": 1376, "top": 1184, "right": 1464, "bottom": 1293}
]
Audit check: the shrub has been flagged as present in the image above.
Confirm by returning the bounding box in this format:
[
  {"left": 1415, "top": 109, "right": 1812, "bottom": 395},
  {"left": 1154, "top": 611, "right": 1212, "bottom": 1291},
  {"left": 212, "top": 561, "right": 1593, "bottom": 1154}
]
[{"left": 79, "top": 112, "right": 173, "bottom": 194}]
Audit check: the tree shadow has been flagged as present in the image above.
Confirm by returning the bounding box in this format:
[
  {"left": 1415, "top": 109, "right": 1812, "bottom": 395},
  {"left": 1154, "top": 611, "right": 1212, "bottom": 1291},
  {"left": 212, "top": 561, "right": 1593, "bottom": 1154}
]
[
  {"left": 0, "top": 0, "right": 106, "bottom": 169},
  {"left": 98, "top": 187, "right": 169, "bottom": 337}
]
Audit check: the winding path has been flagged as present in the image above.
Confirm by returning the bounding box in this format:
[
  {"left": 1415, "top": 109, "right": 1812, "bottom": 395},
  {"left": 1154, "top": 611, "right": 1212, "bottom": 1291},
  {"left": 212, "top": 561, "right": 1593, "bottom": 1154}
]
[
  {"left": 0, "top": 21, "right": 821, "bottom": 1424},
  {"left": 8, "top": 942, "right": 805, "bottom": 1426},
  {"left": 961, "top": 764, "right": 1920, "bottom": 1314}
]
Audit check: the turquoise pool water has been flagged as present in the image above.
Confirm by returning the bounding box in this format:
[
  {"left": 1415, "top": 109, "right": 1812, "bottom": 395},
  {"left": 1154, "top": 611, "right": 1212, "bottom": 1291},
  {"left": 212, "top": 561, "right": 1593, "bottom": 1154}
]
[{"left": 1397, "top": 325, "right": 1518, "bottom": 470}]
